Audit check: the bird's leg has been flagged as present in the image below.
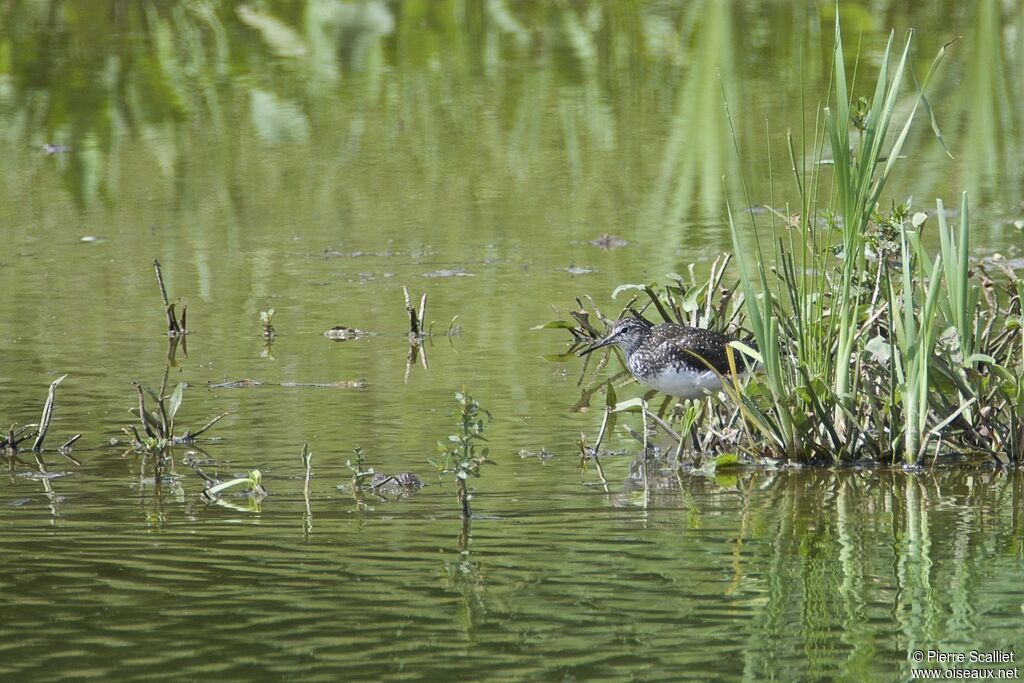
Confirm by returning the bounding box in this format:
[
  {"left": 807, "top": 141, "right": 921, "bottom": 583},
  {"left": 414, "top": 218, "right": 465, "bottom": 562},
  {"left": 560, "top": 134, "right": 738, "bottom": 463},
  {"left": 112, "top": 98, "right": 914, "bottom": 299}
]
[{"left": 687, "top": 400, "right": 702, "bottom": 453}]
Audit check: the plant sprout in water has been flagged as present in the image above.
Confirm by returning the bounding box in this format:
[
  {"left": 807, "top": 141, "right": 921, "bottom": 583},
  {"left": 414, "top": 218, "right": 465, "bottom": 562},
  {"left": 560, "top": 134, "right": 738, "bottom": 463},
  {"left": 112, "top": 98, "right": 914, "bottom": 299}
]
[{"left": 431, "top": 390, "right": 492, "bottom": 518}]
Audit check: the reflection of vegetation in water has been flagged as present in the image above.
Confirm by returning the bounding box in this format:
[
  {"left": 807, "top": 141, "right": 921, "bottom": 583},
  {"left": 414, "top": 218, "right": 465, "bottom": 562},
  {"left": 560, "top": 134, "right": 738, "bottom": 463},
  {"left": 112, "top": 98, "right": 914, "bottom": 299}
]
[
  {"left": 3, "top": 2, "right": 1019, "bottom": 227},
  {"left": 3, "top": 3, "right": 1019, "bottom": 409},
  {"left": 693, "top": 468, "right": 1024, "bottom": 680},
  {"left": 904, "top": 0, "right": 1024, "bottom": 215},
  {"left": 645, "top": 0, "right": 740, "bottom": 235}
]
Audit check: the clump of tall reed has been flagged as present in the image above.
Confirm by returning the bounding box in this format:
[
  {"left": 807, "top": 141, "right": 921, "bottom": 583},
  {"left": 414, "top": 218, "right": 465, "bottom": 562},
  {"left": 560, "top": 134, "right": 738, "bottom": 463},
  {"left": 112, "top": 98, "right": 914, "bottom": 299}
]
[
  {"left": 559, "top": 18, "right": 1022, "bottom": 466},
  {"left": 723, "top": 18, "right": 1023, "bottom": 465}
]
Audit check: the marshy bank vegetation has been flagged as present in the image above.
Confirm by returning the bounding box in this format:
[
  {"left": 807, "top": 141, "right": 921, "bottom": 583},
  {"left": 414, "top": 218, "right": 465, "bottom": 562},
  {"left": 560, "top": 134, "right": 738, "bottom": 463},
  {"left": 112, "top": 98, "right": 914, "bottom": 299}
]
[{"left": 558, "top": 19, "right": 1022, "bottom": 470}]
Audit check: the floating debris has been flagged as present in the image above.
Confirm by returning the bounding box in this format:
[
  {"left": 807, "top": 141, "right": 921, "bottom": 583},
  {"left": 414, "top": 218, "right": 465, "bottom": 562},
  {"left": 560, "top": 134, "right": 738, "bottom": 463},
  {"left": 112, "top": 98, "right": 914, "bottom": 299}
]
[
  {"left": 589, "top": 234, "right": 628, "bottom": 249},
  {"left": 561, "top": 265, "right": 596, "bottom": 275},
  {"left": 17, "top": 470, "right": 73, "bottom": 480},
  {"left": 369, "top": 471, "right": 424, "bottom": 499},
  {"left": 42, "top": 143, "right": 71, "bottom": 155},
  {"left": 982, "top": 253, "right": 1024, "bottom": 271},
  {"left": 517, "top": 448, "right": 555, "bottom": 461},
  {"left": 208, "top": 379, "right": 265, "bottom": 389},
  {"left": 209, "top": 379, "right": 367, "bottom": 389},
  {"left": 202, "top": 469, "right": 266, "bottom": 502},
  {"left": 323, "top": 248, "right": 399, "bottom": 258},
  {"left": 323, "top": 325, "right": 374, "bottom": 340},
  {"left": 79, "top": 235, "right": 102, "bottom": 243},
  {"left": 279, "top": 380, "right": 367, "bottom": 389},
  {"left": 422, "top": 268, "right": 474, "bottom": 278}
]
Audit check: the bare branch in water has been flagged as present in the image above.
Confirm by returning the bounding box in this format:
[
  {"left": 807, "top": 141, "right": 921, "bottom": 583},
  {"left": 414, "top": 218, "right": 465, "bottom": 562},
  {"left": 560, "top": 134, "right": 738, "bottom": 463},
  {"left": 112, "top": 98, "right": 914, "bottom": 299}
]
[{"left": 32, "top": 374, "right": 67, "bottom": 453}]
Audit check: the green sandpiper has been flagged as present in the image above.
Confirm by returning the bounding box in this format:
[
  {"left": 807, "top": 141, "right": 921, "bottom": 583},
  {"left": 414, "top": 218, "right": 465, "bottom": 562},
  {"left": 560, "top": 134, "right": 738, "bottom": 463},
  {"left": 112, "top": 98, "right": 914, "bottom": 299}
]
[{"left": 579, "top": 317, "right": 747, "bottom": 399}]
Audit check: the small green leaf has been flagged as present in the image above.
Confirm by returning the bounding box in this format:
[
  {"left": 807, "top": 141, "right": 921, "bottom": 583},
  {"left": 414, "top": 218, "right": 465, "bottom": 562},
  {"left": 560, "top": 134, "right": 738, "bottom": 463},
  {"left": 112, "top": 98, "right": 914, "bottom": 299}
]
[
  {"left": 610, "top": 283, "right": 651, "bottom": 299},
  {"left": 680, "top": 283, "right": 707, "bottom": 313},
  {"left": 865, "top": 335, "right": 892, "bottom": 364},
  {"left": 714, "top": 453, "right": 741, "bottom": 470},
  {"left": 168, "top": 383, "right": 185, "bottom": 421}
]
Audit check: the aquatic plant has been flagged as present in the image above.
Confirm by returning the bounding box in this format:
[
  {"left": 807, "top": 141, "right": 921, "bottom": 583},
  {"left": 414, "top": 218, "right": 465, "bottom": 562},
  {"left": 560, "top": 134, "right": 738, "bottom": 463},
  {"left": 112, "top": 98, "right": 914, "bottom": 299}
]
[
  {"left": 404, "top": 286, "right": 428, "bottom": 339},
  {"left": 1, "top": 374, "right": 80, "bottom": 458},
  {"left": 346, "top": 446, "right": 374, "bottom": 494},
  {"left": 403, "top": 287, "right": 430, "bottom": 381},
  {"left": 260, "top": 308, "right": 276, "bottom": 341},
  {"left": 431, "top": 391, "right": 492, "bottom": 518},
  {"left": 123, "top": 369, "right": 227, "bottom": 453}
]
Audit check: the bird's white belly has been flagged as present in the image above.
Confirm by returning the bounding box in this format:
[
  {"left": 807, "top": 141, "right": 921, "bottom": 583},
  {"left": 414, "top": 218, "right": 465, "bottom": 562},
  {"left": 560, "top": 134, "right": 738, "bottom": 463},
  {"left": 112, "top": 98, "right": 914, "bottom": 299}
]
[{"left": 645, "top": 368, "right": 723, "bottom": 399}]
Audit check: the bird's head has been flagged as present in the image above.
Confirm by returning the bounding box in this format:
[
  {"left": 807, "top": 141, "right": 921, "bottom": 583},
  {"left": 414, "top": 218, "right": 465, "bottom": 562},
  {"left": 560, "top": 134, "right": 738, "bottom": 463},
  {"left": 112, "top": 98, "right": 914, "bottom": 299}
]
[{"left": 578, "top": 316, "right": 651, "bottom": 356}]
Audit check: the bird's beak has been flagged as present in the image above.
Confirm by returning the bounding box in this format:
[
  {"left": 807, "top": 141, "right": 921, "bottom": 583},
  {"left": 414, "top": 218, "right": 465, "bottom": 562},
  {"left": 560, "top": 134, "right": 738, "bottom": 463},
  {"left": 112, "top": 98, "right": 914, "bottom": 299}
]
[{"left": 578, "top": 334, "right": 615, "bottom": 357}]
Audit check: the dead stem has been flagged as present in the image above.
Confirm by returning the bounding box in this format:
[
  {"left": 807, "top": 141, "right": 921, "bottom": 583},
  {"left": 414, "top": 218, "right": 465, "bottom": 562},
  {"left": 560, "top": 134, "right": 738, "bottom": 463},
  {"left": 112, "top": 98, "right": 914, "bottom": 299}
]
[
  {"left": 404, "top": 286, "right": 421, "bottom": 336},
  {"left": 186, "top": 412, "right": 229, "bottom": 441},
  {"left": 154, "top": 259, "right": 188, "bottom": 336},
  {"left": 301, "top": 441, "right": 312, "bottom": 501},
  {"left": 153, "top": 259, "right": 180, "bottom": 335},
  {"left": 32, "top": 374, "right": 67, "bottom": 453},
  {"left": 132, "top": 383, "right": 158, "bottom": 439}
]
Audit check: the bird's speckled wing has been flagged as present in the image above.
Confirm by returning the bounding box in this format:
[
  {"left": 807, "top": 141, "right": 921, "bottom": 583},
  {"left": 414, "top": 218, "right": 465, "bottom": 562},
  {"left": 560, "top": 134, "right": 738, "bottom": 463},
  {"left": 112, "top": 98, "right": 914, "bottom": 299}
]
[{"left": 651, "top": 324, "right": 734, "bottom": 374}]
